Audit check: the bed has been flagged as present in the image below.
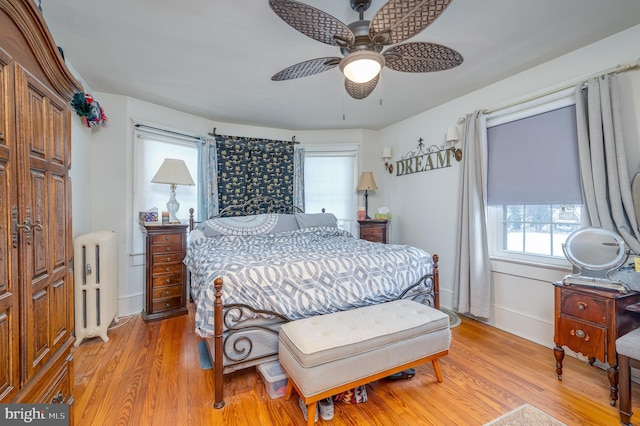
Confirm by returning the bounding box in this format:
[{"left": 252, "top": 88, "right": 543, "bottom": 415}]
[{"left": 185, "top": 197, "right": 440, "bottom": 408}]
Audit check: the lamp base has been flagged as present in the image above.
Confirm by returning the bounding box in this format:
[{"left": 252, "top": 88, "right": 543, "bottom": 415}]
[{"left": 167, "top": 184, "right": 181, "bottom": 223}]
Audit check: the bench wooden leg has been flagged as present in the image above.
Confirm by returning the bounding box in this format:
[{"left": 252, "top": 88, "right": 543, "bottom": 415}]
[
  {"left": 306, "top": 403, "right": 317, "bottom": 426},
  {"left": 284, "top": 379, "right": 294, "bottom": 401},
  {"left": 432, "top": 359, "right": 443, "bottom": 383}
]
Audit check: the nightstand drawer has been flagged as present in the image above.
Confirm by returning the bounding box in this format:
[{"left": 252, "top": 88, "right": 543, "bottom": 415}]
[
  {"left": 152, "top": 272, "right": 184, "bottom": 288},
  {"left": 557, "top": 316, "right": 606, "bottom": 359},
  {"left": 152, "top": 233, "right": 183, "bottom": 245},
  {"left": 561, "top": 291, "right": 607, "bottom": 325},
  {"left": 361, "top": 227, "right": 384, "bottom": 241},
  {"left": 152, "top": 284, "right": 183, "bottom": 300},
  {"left": 152, "top": 241, "right": 183, "bottom": 253},
  {"left": 153, "top": 252, "right": 184, "bottom": 264},
  {"left": 152, "top": 296, "right": 183, "bottom": 313},
  {"left": 152, "top": 262, "right": 183, "bottom": 276}
]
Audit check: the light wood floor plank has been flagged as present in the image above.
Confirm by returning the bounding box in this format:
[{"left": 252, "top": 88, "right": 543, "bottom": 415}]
[{"left": 71, "top": 304, "right": 639, "bottom": 425}]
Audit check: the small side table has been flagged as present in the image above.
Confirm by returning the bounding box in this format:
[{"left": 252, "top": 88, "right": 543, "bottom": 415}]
[
  {"left": 142, "top": 223, "right": 189, "bottom": 322},
  {"left": 358, "top": 219, "right": 388, "bottom": 244}
]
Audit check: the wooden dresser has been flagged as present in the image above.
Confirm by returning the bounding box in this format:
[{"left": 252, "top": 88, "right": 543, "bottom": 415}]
[
  {"left": 142, "top": 224, "right": 189, "bottom": 322},
  {"left": 358, "top": 219, "right": 388, "bottom": 244},
  {"left": 0, "top": 0, "right": 82, "bottom": 415},
  {"left": 553, "top": 283, "right": 640, "bottom": 406}
]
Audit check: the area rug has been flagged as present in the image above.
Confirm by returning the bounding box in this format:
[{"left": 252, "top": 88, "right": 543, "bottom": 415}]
[
  {"left": 198, "top": 340, "right": 213, "bottom": 370},
  {"left": 441, "top": 307, "right": 461, "bottom": 328},
  {"left": 484, "top": 404, "right": 566, "bottom": 426}
]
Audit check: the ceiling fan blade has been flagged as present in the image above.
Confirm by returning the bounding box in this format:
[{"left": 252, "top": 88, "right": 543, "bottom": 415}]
[
  {"left": 269, "top": 0, "right": 354, "bottom": 47},
  {"left": 370, "top": 0, "right": 453, "bottom": 45},
  {"left": 271, "top": 57, "right": 341, "bottom": 81},
  {"left": 383, "top": 42, "right": 463, "bottom": 73},
  {"left": 344, "top": 74, "right": 380, "bottom": 100}
]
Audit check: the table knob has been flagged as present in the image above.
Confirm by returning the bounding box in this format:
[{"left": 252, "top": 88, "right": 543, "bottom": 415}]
[{"left": 577, "top": 302, "right": 587, "bottom": 310}]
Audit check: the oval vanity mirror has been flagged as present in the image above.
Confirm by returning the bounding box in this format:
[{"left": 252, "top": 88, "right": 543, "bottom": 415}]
[{"left": 562, "top": 227, "right": 630, "bottom": 292}]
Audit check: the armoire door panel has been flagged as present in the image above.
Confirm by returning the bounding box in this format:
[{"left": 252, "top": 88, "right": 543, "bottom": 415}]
[
  {"left": 0, "top": 50, "right": 18, "bottom": 403},
  {"left": 48, "top": 99, "right": 66, "bottom": 166},
  {"left": 31, "top": 287, "right": 50, "bottom": 373},
  {"left": 15, "top": 64, "right": 72, "bottom": 382},
  {"left": 51, "top": 173, "right": 66, "bottom": 267},
  {"left": 27, "top": 87, "right": 45, "bottom": 158},
  {"left": 51, "top": 278, "right": 68, "bottom": 345},
  {"left": 30, "top": 168, "right": 48, "bottom": 277}
]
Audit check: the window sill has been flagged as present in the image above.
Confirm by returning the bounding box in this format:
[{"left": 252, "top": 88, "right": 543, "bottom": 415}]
[{"left": 490, "top": 255, "right": 572, "bottom": 282}]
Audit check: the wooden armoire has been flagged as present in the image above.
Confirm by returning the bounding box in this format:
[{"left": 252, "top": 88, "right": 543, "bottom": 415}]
[{"left": 0, "top": 0, "right": 82, "bottom": 413}]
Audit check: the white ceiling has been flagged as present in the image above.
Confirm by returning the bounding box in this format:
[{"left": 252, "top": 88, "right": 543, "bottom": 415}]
[{"left": 41, "top": 0, "right": 640, "bottom": 131}]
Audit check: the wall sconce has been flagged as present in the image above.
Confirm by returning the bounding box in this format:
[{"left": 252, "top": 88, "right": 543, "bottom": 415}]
[
  {"left": 446, "top": 126, "right": 462, "bottom": 162},
  {"left": 382, "top": 147, "right": 393, "bottom": 174}
]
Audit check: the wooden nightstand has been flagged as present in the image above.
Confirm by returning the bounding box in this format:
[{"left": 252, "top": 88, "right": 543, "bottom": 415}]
[
  {"left": 553, "top": 283, "right": 640, "bottom": 406},
  {"left": 358, "top": 219, "right": 388, "bottom": 244},
  {"left": 142, "top": 224, "right": 189, "bottom": 322}
]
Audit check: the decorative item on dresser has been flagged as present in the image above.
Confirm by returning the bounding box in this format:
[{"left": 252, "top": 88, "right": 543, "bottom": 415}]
[
  {"left": 0, "top": 0, "right": 82, "bottom": 417},
  {"left": 151, "top": 158, "right": 195, "bottom": 224},
  {"left": 142, "top": 223, "right": 189, "bottom": 322},
  {"left": 358, "top": 219, "right": 388, "bottom": 244}
]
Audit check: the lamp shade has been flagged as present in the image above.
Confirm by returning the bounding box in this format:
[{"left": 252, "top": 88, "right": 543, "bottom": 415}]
[
  {"left": 445, "top": 126, "right": 460, "bottom": 143},
  {"left": 339, "top": 51, "right": 385, "bottom": 84},
  {"left": 382, "top": 147, "right": 392, "bottom": 160},
  {"left": 357, "top": 172, "right": 378, "bottom": 191},
  {"left": 151, "top": 158, "right": 195, "bottom": 186}
]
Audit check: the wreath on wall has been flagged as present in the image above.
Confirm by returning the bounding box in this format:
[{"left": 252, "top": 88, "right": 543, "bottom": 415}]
[{"left": 71, "top": 93, "right": 108, "bottom": 128}]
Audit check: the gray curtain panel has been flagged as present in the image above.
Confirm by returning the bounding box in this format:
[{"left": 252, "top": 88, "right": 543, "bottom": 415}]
[
  {"left": 453, "top": 111, "right": 492, "bottom": 318},
  {"left": 575, "top": 74, "right": 640, "bottom": 253}
]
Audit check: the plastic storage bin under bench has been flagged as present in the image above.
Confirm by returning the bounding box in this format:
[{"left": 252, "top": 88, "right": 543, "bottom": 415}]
[{"left": 257, "top": 361, "right": 289, "bottom": 399}]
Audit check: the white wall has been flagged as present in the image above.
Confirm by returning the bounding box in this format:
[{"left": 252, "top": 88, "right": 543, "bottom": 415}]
[
  {"left": 70, "top": 25, "right": 640, "bottom": 349},
  {"left": 75, "top": 96, "right": 373, "bottom": 316},
  {"left": 377, "top": 24, "right": 640, "bottom": 349}
]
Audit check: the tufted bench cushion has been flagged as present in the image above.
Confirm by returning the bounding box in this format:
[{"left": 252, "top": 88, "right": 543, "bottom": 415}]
[{"left": 279, "top": 299, "right": 451, "bottom": 424}]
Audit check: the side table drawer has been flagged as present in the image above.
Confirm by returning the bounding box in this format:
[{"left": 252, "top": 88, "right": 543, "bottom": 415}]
[
  {"left": 152, "top": 272, "right": 184, "bottom": 288},
  {"left": 152, "top": 262, "right": 183, "bottom": 275},
  {"left": 152, "top": 296, "right": 183, "bottom": 313},
  {"left": 152, "top": 233, "right": 183, "bottom": 245},
  {"left": 561, "top": 291, "right": 607, "bottom": 325},
  {"left": 361, "top": 227, "right": 384, "bottom": 242},
  {"left": 557, "top": 316, "right": 606, "bottom": 359},
  {"left": 152, "top": 284, "right": 183, "bottom": 300}
]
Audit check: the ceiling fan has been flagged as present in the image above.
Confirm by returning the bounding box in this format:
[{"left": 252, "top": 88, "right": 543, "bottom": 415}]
[{"left": 269, "top": 0, "right": 464, "bottom": 100}]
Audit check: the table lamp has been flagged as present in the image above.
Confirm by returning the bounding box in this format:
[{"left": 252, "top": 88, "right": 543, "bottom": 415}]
[{"left": 151, "top": 158, "right": 195, "bottom": 223}]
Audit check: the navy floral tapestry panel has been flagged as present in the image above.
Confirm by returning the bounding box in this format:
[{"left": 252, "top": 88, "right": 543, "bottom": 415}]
[{"left": 216, "top": 135, "right": 294, "bottom": 214}]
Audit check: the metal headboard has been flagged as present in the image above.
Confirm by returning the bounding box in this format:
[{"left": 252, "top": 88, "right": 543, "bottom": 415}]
[{"left": 215, "top": 196, "right": 303, "bottom": 217}]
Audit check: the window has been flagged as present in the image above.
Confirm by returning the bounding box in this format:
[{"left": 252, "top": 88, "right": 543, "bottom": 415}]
[
  {"left": 487, "top": 90, "right": 584, "bottom": 261},
  {"left": 304, "top": 144, "right": 358, "bottom": 235},
  {"left": 132, "top": 125, "right": 201, "bottom": 260}
]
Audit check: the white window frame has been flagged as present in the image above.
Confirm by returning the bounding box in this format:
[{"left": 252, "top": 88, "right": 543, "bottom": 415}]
[
  {"left": 486, "top": 88, "right": 584, "bottom": 267},
  {"left": 131, "top": 122, "right": 203, "bottom": 265},
  {"left": 303, "top": 143, "right": 360, "bottom": 235}
]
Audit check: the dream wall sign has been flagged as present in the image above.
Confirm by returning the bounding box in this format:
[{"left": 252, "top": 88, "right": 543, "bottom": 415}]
[{"left": 395, "top": 138, "right": 455, "bottom": 176}]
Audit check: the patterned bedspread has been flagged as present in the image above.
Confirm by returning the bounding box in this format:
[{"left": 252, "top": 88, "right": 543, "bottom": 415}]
[{"left": 184, "top": 227, "right": 433, "bottom": 338}]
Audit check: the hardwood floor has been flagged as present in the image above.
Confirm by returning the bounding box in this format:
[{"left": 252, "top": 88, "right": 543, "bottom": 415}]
[{"left": 72, "top": 304, "right": 638, "bottom": 425}]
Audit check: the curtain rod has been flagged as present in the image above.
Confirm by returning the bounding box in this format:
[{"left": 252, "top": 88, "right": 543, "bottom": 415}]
[
  {"left": 134, "top": 123, "right": 206, "bottom": 143},
  {"left": 208, "top": 127, "right": 300, "bottom": 144},
  {"left": 482, "top": 57, "right": 640, "bottom": 116}
]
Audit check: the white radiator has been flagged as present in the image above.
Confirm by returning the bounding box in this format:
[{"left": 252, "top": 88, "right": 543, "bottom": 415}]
[{"left": 73, "top": 230, "right": 119, "bottom": 346}]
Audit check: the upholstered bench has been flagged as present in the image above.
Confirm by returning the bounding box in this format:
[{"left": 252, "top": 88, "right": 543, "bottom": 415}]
[{"left": 278, "top": 299, "right": 451, "bottom": 425}]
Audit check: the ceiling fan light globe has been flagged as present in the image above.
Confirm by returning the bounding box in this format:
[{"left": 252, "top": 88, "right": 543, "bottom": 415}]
[{"left": 340, "top": 51, "right": 384, "bottom": 84}]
